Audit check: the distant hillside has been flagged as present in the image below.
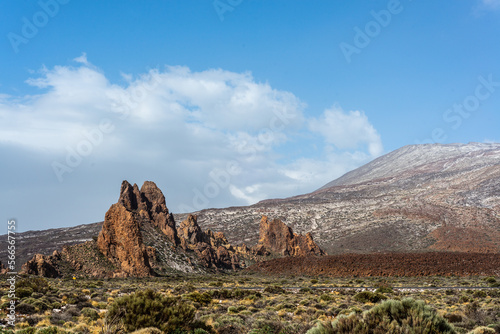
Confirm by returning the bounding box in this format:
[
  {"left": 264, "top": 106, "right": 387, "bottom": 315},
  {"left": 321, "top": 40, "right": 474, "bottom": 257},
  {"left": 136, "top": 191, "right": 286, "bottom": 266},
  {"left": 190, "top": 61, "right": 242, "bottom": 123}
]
[
  {"left": 0, "top": 223, "right": 102, "bottom": 270},
  {"left": 185, "top": 143, "right": 500, "bottom": 254}
]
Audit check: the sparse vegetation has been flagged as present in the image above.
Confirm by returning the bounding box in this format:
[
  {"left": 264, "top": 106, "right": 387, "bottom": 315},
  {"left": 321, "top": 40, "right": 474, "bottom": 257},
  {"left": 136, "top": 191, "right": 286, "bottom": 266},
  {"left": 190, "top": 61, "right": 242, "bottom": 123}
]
[{"left": 0, "top": 274, "right": 498, "bottom": 333}]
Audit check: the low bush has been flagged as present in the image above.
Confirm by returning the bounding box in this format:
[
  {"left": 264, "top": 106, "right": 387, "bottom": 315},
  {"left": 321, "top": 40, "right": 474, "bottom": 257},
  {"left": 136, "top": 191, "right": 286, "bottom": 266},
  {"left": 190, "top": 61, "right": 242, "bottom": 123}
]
[
  {"left": 106, "top": 289, "right": 210, "bottom": 333},
  {"left": 263, "top": 286, "right": 285, "bottom": 294},
  {"left": 307, "top": 298, "right": 455, "bottom": 334},
  {"left": 81, "top": 307, "right": 99, "bottom": 320},
  {"left": 184, "top": 292, "right": 212, "bottom": 306},
  {"left": 130, "top": 328, "right": 163, "bottom": 334},
  {"left": 16, "top": 277, "right": 50, "bottom": 294},
  {"left": 16, "top": 303, "right": 37, "bottom": 315},
  {"left": 353, "top": 291, "right": 387, "bottom": 303},
  {"left": 208, "top": 289, "right": 260, "bottom": 300}
]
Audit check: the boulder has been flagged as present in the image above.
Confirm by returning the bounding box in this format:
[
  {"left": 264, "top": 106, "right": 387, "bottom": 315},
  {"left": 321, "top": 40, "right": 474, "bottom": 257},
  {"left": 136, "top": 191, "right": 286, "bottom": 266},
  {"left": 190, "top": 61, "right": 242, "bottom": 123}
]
[{"left": 22, "top": 253, "right": 60, "bottom": 278}]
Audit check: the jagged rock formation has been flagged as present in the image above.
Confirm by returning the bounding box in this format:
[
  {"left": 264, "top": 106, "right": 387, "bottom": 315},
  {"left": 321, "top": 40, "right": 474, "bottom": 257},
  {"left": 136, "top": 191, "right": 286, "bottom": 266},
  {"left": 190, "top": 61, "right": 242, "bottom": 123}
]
[
  {"left": 22, "top": 252, "right": 60, "bottom": 278},
  {"left": 118, "top": 181, "right": 179, "bottom": 245},
  {"left": 182, "top": 143, "right": 500, "bottom": 254},
  {"left": 178, "top": 214, "right": 240, "bottom": 270},
  {"left": 97, "top": 181, "right": 242, "bottom": 275},
  {"left": 22, "top": 181, "right": 251, "bottom": 277},
  {"left": 253, "top": 216, "right": 325, "bottom": 256},
  {"left": 97, "top": 202, "right": 153, "bottom": 277}
]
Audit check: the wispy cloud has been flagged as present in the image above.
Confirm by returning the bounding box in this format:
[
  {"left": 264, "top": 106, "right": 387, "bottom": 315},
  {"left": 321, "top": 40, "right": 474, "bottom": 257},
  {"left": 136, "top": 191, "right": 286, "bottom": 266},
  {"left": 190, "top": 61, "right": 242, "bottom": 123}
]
[
  {"left": 481, "top": 0, "right": 500, "bottom": 9},
  {"left": 473, "top": 0, "right": 500, "bottom": 15}
]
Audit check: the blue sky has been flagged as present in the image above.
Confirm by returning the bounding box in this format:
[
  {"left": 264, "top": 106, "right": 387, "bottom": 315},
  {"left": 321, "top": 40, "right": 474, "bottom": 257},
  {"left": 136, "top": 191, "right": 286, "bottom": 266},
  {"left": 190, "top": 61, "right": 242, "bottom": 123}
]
[{"left": 1, "top": 0, "right": 499, "bottom": 232}]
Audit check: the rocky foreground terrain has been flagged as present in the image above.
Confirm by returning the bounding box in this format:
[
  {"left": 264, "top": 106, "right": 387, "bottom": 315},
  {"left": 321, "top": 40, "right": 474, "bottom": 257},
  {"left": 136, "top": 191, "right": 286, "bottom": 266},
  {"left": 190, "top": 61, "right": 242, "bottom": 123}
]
[{"left": 185, "top": 142, "right": 500, "bottom": 254}]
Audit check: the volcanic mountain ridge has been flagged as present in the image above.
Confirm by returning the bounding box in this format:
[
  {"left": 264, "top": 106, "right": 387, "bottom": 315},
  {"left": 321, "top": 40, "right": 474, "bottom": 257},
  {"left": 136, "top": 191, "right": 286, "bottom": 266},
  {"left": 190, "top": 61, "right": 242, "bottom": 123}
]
[{"left": 180, "top": 142, "right": 500, "bottom": 254}]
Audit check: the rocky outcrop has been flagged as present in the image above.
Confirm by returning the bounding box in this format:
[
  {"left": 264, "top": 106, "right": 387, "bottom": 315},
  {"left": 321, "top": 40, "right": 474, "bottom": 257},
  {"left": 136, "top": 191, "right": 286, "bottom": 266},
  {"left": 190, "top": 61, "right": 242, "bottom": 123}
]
[
  {"left": 22, "top": 252, "right": 60, "bottom": 278},
  {"left": 97, "top": 203, "right": 153, "bottom": 277},
  {"left": 178, "top": 214, "right": 205, "bottom": 248},
  {"left": 253, "top": 216, "right": 325, "bottom": 257},
  {"left": 22, "top": 241, "right": 123, "bottom": 278},
  {"left": 96, "top": 180, "right": 188, "bottom": 277},
  {"left": 177, "top": 214, "right": 240, "bottom": 270},
  {"left": 119, "top": 181, "right": 179, "bottom": 245}
]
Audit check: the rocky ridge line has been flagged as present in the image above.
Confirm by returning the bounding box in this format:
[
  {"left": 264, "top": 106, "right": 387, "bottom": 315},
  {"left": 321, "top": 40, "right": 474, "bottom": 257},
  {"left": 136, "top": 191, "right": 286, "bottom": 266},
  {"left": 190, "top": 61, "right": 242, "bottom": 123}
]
[{"left": 21, "top": 181, "right": 325, "bottom": 277}]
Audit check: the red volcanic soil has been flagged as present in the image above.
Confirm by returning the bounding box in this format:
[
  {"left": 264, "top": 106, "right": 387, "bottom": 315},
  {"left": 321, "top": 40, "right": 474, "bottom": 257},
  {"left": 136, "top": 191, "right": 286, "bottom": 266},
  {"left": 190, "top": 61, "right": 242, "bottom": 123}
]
[{"left": 246, "top": 253, "right": 500, "bottom": 277}]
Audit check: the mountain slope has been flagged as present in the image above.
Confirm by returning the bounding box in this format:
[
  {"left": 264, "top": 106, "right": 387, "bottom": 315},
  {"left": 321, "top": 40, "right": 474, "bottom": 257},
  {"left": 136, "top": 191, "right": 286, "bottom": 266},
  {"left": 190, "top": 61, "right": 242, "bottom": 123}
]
[{"left": 184, "top": 143, "right": 500, "bottom": 254}]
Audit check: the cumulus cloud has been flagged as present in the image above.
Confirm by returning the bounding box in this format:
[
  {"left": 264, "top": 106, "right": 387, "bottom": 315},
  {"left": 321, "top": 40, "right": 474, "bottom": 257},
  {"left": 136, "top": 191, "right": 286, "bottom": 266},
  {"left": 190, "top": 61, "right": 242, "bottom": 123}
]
[
  {"left": 308, "top": 106, "right": 383, "bottom": 157},
  {"left": 1, "top": 58, "right": 384, "bottom": 230}
]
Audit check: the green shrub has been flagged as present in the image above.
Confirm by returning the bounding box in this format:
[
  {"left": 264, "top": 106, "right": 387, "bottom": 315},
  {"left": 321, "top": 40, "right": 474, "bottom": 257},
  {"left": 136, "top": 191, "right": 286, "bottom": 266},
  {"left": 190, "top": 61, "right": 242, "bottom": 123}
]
[
  {"left": 35, "top": 327, "right": 64, "bottom": 334},
  {"left": 130, "top": 328, "right": 163, "bottom": 334},
  {"left": 353, "top": 291, "right": 387, "bottom": 303},
  {"left": 16, "top": 303, "right": 37, "bottom": 315},
  {"left": 473, "top": 290, "right": 487, "bottom": 298},
  {"left": 208, "top": 289, "right": 260, "bottom": 300},
  {"left": 32, "top": 300, "right": 50, "bottom": 312},
  {"left": 375, "top": 285, "right": 393, "bottom": 294},
  {"left": 17, "top": 288, "right": 34, "bottom": 299},
  {"left": 209, "top": 281, "right": 224, "bottom": 287},
  {"left": 81, "top": 307, "right": 99, "bottom": 320},
  {"left": 306, "top": 298, "right": 456, "bottom": 334},
  {"left": 16, "top": 277, "right": 50, "bottom": 294},
  {"left": 320, "top": 294, "right": 334, "bottom": 302},
  {"left": 444, "top": 313, "right": 462, "bottom": 323},
  {"left": 227, "top": 306, "right": 238, "bottom": 314},
  {"left": 15, "top": 328, "right": 36, "bottom": 334},
  {"left": 31, "top": 292, "right": 43, "bottom": 299},
  {"left": 173, "top": 283, "right": 195, "bottom": 294},
  {"left": 263, "top": 286, "right": 285, "bottom": 294},
  {"left": 184, "top": 292, "right": 212, "bottom": 306},
  {"left": 484, "top": 277, "right": 496, "bottom": 284},
  {"left": 192, "top": 329, "right": 210, "bottom": 334},
  {"left": 106, "top": 289, "right": 204, "bottom": 333}
]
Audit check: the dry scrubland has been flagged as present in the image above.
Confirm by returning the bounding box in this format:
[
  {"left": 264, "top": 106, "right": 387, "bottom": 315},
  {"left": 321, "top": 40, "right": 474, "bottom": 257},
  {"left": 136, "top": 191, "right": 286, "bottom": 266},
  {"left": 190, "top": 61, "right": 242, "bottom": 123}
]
[{"left": 0, "top": 274, "right": 499, "bottom": 334}]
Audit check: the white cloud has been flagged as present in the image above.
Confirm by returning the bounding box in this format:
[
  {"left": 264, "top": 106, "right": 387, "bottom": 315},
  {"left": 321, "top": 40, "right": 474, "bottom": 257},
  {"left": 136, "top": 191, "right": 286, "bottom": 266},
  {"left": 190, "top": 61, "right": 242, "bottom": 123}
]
[
  {"left": 0, "top": 60, "right": 385, "bottom": 225},
  {"left": 308, "top": 106, "right": 383, "bottom": 157},
  {"left": 73, "top": 52, "right": 90, "bottom": 66}
]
